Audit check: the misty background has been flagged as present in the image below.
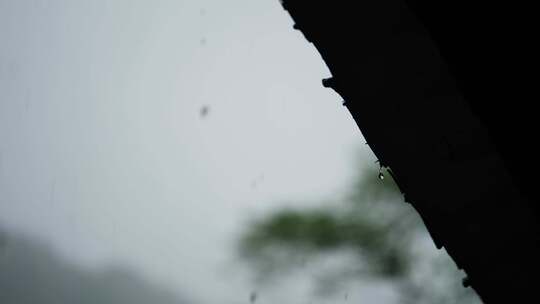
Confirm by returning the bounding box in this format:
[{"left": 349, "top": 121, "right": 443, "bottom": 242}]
[{"left": 0, "top": 1, "right": 472, "bottom": 303}]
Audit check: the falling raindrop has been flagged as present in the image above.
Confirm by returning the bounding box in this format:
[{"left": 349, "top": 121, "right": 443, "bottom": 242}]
[
  {"left": 0, "top": 231, "right": 7, "bottom": 256},
  {"left": 249, "top": 291, "right": 257, "bottom": 303},
  {"left": 378, "top": 167, "right": 385, "bottom": 180},
  {"left": 50, "top": 179, "right": 56, "bottom": 203},
  {"left": 199, "top": 105, "right": 210, "bottom": 118}
]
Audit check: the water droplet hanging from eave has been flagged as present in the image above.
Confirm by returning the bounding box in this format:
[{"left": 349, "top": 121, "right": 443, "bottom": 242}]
[{"left": 378, "top": 165, "right": 385, "bottom": 180}]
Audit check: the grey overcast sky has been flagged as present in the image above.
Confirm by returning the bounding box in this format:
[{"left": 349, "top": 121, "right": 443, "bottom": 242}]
[{"left": 0, "top": 0, "right": 384, "bottom": 303}]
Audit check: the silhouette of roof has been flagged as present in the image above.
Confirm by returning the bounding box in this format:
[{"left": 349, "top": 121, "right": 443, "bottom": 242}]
[{"left": 281, "top": 1, "right": 540, "bottom": 302}]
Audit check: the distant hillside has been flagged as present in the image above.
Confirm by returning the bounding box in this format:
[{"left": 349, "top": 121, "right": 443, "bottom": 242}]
[{"left": 0, "top": 228, "right": 192, "bottom": 304}]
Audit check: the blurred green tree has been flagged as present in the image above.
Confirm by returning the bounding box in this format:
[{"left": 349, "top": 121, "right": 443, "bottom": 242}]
[{"left": 238, "top": 156, "right": 481, "bottom": 304}]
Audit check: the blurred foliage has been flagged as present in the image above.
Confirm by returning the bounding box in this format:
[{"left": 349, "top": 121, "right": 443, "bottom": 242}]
[{"left": 239, "top": 158, "right": 481, "bottom": 303}]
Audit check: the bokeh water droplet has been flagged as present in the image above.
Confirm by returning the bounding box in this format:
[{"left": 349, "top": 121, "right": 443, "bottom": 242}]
[
  {"left": 249, "top": 291, "right": 257, "bottom": 303},
  {"left": 199, "top": 105, "right": 210, "bottom": 118}
]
